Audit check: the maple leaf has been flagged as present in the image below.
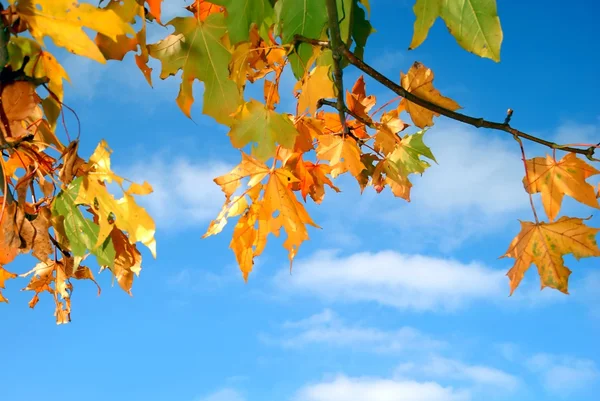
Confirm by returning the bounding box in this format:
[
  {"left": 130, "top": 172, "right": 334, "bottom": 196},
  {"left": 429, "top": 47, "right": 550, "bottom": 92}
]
[
  {"left": 0, "top": 267, "right": 17, "bottom": 303},
  {"left": 7, "top": 37, "right": 69, "bottom": 102},
  {"left": 409, "top": 0, "right": 503, "bottom": 62},
  {"left": 501, "top": 217, "right": 600, "bottom": 294},
  {"left": 263, "top": 168, "right": 320, "bottom": 268},
  {"left": 185, "top": 0, "right": 225, "bottom": 20},
  {"left": 75, "top": 177, "right": 156, "bottom": 258},
  {"left": 374, "top": 111, "right": 410, "bottom": 155},
  {"left": 373, "top": 159, "right": 413, "bottom": 201},
  {"left": 285, "top": 153, "right": 340, "bottom": 203},
  {"left": 211, "top": 0, "right": 274, "bottom": 44},
  {"left": 316, "top": 135, "right": 366, "bottom": 178},
  {"left": 206, "top": 153, "right": 318, "bottom": 279},
  {"left": 148, "top": 13, "right": 241, "bottom": 124},
  {"left": 276, "top": 0, "right": 327, "bottom": 78},
  {"left": 51, "top": 177, "right": 116, "bottom": 267},
  {"left": 398, "top": 62, "right": 461, "bottom": 128},
  {"left": 13, "top": 0, "right": 135, "bottom": 63},
  {"left": 389, "top": 129, "right": 436, "bottom": 175},
  {"left": 147, "top": 0, "right": 162, "bottom": 22},
  {"left": 228, "top": 99, "right": 299, "bottom": 162},
  {"left": 106, "top": 228, "right": 143, "bottom": 295},
  {"left": 523, "top": 153, "right": 600, "bottom": 222},
  {"left": 346, "top": 75, "right": 376, "bottom": 122},
  {"left": 204, "top": 153, "right": 270, "bottom": 237},
  {"left": 95, "top": 0, "right": 153, "bottom": 85},
  {"left": 295, "top": 65, "right": 335, "bottom": 116}
]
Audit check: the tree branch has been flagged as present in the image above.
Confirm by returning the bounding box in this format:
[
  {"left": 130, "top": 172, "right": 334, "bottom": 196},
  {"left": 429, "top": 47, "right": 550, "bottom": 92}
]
[
  {"left": 318, "top": 98, "right": 376, "bottom": 129},
  {"left": 341, "top": 47, "right": 599, "bottom": 161},
  {"left": 325, "top": 0, "right": 350, "bottom": 136}
]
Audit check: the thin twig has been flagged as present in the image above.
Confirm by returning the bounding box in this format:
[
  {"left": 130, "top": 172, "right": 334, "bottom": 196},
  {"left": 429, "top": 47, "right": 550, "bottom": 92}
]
[{"left": 293, "top": 35, "right": 330, "bottom": 48}]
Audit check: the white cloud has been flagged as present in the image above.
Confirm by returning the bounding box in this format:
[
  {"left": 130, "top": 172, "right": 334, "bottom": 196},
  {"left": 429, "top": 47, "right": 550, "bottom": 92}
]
[
  {"left": 195, "top": 388, "right": 246, "bottom": 401},
  {"left": 273, "top": 250, "right": 505, "bottom": 311},
  {"left": 294, "top": 375, "right": 470, "bottom": 401},
  {"left": 378, "top": 123, "right": 531, "bottom": 251},
  {"left": 527, "top": 353, "right": 599, "bottom": 395},
  {"left": 395, "top": 356, "right": 519, "bottom": 391},
  {"left": 261, "top": 309, "right": 444, "bottom": 352},
  {"left": 125, "top": 157, "right": 232, "bottom": 229}
]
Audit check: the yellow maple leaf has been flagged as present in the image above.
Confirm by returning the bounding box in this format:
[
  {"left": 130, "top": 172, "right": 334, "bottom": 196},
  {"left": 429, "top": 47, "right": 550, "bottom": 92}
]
[
  {"left": 206, "top": 153, "right": 318, "bottom": 279},
  {"left": 295, "top": 65, "right": 335, "bottom": 116},
  {"left": 523, "top": 153, "right": 600, "bottom": 222},
  {"left": 0, "top": 267, "right": 18, "bottom": 303},
  {"left": 13, "top": 0, "right": 135, "bottom": 63},
  {"left": 398, "top": 62, "right": 461, "bottom": 128},
  {"left": 316, "top": 135, "right": 366, "bottom": 178},
  {"left": 263, "top": 168, "right": 320, "bottom": 268},
  {"left": 501, "top": 216, "right": 600, "bottom": 294},
  {"left": 75, "top": 178, "right": 156, "bottom": 258}
]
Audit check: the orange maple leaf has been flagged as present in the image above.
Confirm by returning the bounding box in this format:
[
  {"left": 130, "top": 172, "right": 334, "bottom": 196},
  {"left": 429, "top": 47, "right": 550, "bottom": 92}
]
[
  {"left": 501, "top": 216, "right": 600, "bottom": 294},
  {"left": 523, "top": 153, "right": 600, "bottom": 221},
  {"left": 398, "top": 62, "right": 461, "bottom": 128}
]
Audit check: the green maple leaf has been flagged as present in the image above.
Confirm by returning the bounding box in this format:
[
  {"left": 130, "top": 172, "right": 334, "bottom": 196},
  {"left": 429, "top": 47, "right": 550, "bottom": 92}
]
[
  {"left": 148, "top": 13, "right": 241, "bottom": 124},
  {"left": 276, "top": 0, "right": 328, "bottom": 78},
  {"left": 52, "top": 177, "right": 115, "bottom": 267},
  {"left": 390, "top": 129, "right": 436, "bottom": 175},
  {"left": 409, "top": 0, "right": 503, "bottom": 62},
  {"left": 211, "top": 0, "right": 274, "bottom": 44},
  {"left": 228, "top": 99, "right": 298, "bottom": 162}
]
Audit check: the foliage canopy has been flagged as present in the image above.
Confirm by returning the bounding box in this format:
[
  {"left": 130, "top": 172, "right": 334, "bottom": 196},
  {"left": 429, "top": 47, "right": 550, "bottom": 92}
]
[{"left": 0, "top": 0, "right": 598, "bottom": 323}]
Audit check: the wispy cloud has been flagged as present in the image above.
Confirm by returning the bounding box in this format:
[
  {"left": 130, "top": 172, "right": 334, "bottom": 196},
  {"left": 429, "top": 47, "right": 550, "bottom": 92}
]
[
  {"left": 273, "top": 250, "right": 505, "bottom": 312},
  {"left": 125, "top": 157, "right": 232, "bottom": 230},
  {"left": 260, "top": 309, "right": 444, "bottom": 352},
  {"left": 526, "top": 353, "right": 599, "bottom": 396},
  {"left": 293, "top": 374, "right": 470, "bottom": 401},
  {"left": 395, "top": 356, "right": 519, "bottom": 391}
]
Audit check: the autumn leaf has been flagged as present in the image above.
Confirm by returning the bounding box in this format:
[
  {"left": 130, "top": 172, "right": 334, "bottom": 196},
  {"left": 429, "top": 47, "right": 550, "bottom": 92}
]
[
  {"left": 148, "top": 12, "right": 241, "bottom": 124},
  {"left": 523, "top": 153, "right": 600, "bottom": 222},
  {"left": 501, "top": 217, "right": 600, "bottom": 294},
  {"left": 147, "top": 0, "right": 163, "bottom": 22},
  {"left": 263, "top": 168, "right": 320, "bottom": 268},
  {"left": 228, "top": 99, "right": 298, "bottom": 162},
  {"left": 409, "top": 0, "right": 503, "bottom": 62},
  {"left": 51, "top": 177, "right": 116, "bottom": 267},
  {"left": 399, "top": 62, "right": 461, "bottom": 128},
  {"left": 13, "top": 0, "right": 135, "bottom": 63},
  {"left": 295, "top": 65, "right": 335, "bottom": 116},
  {"left": 95, "top": 0, "right": 152, "bottom": 84},
  {"left": 7, "top": 37, "right": 69, "bottom": 101},
  {"left": 316, "top": 135, "right": 366, "bottom": 178},
  {"left": 285, "top": 153, "right": 340, "bottom": 203},
  {"left": 346, "top": 75, "right": 376, "bottom": 122},
  {"left": 204, "top": 153, "right": 270, "bottom": 237},
  {"left": 372, "top": 158, "right": 413, "bottom": 200},
  {"left": 75, "top": 177, "right": 156, "bottom": 258},
  {"left": 0, "top": 267, "right": 17, "bottom": 303},
  {"left": 389, "top": 129, "right": 436, "bottom": 175},
  {"left": 107, "top": 228, "right": 143, "bottom": 295}
]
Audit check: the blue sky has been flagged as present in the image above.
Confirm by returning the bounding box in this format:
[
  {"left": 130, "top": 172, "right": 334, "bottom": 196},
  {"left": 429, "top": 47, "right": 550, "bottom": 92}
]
[{"left": 2, "top": 1, "right": 600, "bottom": 400}]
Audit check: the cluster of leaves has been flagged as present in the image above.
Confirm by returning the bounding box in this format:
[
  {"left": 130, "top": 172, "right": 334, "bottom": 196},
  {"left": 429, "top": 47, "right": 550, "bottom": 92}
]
[{"left": 0, "top": 0, "right": 598, "bottom": 323}]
